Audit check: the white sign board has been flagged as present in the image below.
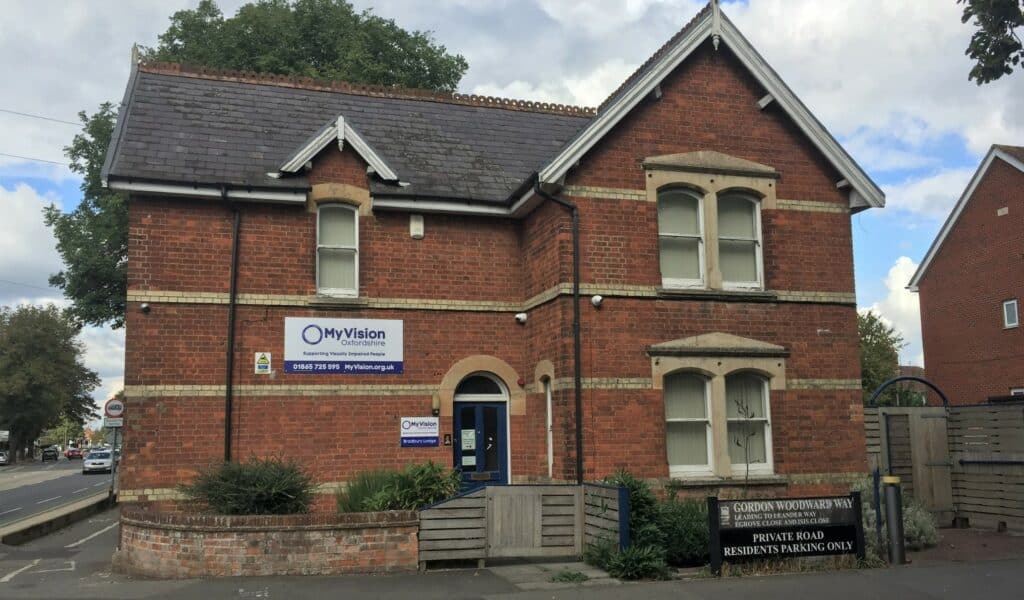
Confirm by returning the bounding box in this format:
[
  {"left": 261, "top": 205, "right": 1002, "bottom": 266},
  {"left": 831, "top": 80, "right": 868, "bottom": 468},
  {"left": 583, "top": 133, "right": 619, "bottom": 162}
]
[
  {"left": 400, "top": 416, "right": 439, "bottom": 447},
  {"left": 0, "top": 430, "right": 8, "bottom": 442},
  {"left": 104, "top": 417, "right": 123, "bottom": 428},
  {"left": 255, "top": 352, "right": 272, "bottom": 374},
  {"left": 284, "top": 317, "right": 403, "bottom": 374}
]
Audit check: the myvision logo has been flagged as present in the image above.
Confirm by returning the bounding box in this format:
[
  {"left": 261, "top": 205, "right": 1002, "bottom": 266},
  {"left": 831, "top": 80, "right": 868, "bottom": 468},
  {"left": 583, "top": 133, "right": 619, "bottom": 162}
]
[{"left": 301, "top": 324, "right": 387, "bottom": 345}]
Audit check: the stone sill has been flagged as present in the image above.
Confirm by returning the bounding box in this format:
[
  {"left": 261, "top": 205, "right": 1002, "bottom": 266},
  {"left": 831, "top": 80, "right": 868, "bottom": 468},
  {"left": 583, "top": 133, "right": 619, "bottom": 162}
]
[
  {"left": 668, "top": 475, "right": 787, "bottom": 488},
  {"left": 307, "top": 295, "right": 368, "bottom": 308},
  {"left": 656, "top": 288, "right": 778, "bottom": 303}
]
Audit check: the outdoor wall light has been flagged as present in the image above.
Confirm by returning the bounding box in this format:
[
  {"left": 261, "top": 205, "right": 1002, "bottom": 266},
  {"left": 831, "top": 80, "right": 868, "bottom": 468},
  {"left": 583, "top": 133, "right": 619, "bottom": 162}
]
[
  {"left": 591, "top": 295, "right": 603, "bottom": 308},
  {"left": 431, "top": 393, "right": 440, "bottom": 417},
  {"left": 514, "top": 312, "right": 528, "bottom": 324},
  {"left": 140, "top": 303, "right": 151, "bottom": 314}
]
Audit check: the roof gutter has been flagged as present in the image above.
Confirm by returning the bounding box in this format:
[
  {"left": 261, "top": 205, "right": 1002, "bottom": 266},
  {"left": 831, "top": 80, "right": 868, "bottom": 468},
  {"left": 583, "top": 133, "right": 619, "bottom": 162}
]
[
  {"left": 107, "top": 178, "right": 307, "bottom": 204},
  {"left": 532, "top": 178, "right": 585, "bottom": 485}
]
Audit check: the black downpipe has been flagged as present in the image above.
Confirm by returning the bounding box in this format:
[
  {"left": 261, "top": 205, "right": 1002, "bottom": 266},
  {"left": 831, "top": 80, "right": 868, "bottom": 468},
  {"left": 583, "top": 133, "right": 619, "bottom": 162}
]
[
  {"left": 224, "top": 186, "right": 241, "bottom": 462},
  {"left": 533, "top": 181, "right": 584, "bottom": 485}
]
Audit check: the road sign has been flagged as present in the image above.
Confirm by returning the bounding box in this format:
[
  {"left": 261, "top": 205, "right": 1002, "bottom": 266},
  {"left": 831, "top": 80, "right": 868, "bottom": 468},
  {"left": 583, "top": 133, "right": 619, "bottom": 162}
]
[
  {"left": 0, "top": 430, "right": 8, "bottom": 442},
  {"left": 104, "top": 398, "right": 125, "bottom": 419},
  {"left": 104, "top": 417, "right": 123, "bottom": 428}
]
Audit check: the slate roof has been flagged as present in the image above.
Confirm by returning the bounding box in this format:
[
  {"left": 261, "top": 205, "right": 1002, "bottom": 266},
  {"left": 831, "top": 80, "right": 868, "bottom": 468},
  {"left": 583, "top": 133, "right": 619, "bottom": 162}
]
[
  {"left": 994, "top": 144, "right": 1024, "bottom": 163},
  {"left": 103, "top": 64, "right": 593, "bottom": 204}
]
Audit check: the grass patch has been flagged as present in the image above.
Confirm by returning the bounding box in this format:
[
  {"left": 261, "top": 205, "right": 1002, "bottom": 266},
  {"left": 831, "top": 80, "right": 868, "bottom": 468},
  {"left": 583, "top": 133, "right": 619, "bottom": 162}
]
[{"left": 549, "top": 569, "right": 590, "bottom": 583}]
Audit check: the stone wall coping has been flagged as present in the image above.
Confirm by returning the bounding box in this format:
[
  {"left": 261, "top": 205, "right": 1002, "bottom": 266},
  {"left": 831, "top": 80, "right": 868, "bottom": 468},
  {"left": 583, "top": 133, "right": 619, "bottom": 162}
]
[{"left": 120, "top": 509, "right": 418, "bottom": 533}]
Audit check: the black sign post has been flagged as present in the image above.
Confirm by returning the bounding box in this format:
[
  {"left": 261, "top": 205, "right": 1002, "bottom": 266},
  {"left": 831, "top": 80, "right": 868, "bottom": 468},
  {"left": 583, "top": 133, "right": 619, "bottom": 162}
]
[{"left": 709, "top": 492, "right": 865, "bottom": 575}]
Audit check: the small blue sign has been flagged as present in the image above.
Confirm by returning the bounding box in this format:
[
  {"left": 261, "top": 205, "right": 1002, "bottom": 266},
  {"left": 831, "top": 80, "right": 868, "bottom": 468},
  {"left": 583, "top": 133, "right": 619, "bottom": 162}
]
[{"left": 401, "top": 437, "right": 439, "bottom": 447}]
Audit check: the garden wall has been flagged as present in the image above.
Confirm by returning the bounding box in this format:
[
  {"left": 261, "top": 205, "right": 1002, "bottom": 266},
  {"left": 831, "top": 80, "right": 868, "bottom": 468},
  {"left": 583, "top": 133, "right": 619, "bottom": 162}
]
[{"left": 113, "top": 509, "right": 418, "bottom": 578}]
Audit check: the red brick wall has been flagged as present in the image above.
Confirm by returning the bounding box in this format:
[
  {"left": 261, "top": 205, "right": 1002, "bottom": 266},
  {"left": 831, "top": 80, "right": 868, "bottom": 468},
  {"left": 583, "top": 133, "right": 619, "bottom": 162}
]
[
  {"left": 918, "top": 158, "right": 1024, "bottom": 404},
  {"left": 123, "top": 36, "right": 866, "bottom": 498},
  {"left": 113, "top": 510, "right": 418, "bottom": 578}
]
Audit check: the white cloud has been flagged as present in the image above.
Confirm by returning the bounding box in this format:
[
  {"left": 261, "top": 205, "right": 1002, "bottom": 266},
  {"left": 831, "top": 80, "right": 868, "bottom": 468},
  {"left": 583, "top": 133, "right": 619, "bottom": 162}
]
[
  {"left": 536, "top": 0, "right": 681, "bottom": 36},
  {"left": 882, "top": 168, "right": 976, "bottom": 219},
  {"left": 863, "top": 256, "right": 923, "bottom": 366},
  {"left": 0, "top": 183, "right": 64, "bottom": 303}
]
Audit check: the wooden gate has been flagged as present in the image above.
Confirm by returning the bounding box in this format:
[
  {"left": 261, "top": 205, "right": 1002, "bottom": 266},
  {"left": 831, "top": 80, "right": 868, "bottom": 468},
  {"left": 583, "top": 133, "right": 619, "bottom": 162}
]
[
  {"left": 418, "top": 484, "right": 628, "bottom": 568},
  {"left": 865, "top": 406, "right": 954, "bottom": 523}
]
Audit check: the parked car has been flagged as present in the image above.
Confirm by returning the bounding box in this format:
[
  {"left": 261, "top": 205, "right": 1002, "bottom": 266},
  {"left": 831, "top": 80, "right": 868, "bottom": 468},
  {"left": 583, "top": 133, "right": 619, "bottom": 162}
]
[
  {"left": 41, "top": 447, "right": 60, "bottom": 462},
  {"left": 64, "top": 447, "right": 83, "bottom": 460},
  {"left": 82, "top": 450, "right": 113, "bottom": 474},
  {"left": 0, "top": 450, "right": 8, "bottom": 466}
]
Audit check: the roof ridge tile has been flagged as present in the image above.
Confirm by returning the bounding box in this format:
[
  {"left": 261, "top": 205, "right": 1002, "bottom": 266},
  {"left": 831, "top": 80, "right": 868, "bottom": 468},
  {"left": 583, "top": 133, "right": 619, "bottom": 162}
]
[{"left": 138, "top": 61, "right": 596, "bottom": 118}]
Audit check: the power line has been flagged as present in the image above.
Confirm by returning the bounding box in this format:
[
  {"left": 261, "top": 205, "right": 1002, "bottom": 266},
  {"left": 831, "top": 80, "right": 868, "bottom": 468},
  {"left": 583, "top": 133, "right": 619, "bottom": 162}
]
[
  {"left": 0, "top": 278, "right": 57, "bottom": 292},
  {"left": 0, "top": 108, "right": 79, "bottom": 126},
  {"left": 0, "top": 152, "right": 66, "bottom": 166}
]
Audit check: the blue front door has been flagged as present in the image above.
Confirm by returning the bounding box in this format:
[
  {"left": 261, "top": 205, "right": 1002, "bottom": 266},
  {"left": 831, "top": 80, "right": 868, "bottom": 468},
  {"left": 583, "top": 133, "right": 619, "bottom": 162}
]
[{"left": 454, "top": 402, "right": 508, "bottom": 488}]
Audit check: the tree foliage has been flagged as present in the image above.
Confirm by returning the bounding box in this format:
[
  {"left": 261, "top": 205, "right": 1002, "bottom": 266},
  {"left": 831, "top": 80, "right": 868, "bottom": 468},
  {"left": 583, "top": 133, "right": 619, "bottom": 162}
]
[
  {"left": 0, "top": 305, "right": 100, "bottom": 461},
  {"left": 142, "top": 0, "right": 469, "bottom": 92},
  {"left": 858, "top": 311, "right": 904, "bottom": 406},
  {"left": 43, "top": 103, "right": 128, "bottom": 329},
  {"left": 959, "top": 0, "right": 1024, "bottom": 84}
]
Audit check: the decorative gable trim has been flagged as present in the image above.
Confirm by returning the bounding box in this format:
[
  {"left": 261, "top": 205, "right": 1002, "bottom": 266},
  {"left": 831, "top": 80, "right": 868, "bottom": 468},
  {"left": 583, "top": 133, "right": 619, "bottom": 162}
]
[
  {"left": 279, "top": 116, "right": 399, "bottom": 182},
  {"left": 908, "top": 146, "right": 1024, "bottom": 291},
  {"left": 536, "top": 9, "right": 884, "bottom": 211}
]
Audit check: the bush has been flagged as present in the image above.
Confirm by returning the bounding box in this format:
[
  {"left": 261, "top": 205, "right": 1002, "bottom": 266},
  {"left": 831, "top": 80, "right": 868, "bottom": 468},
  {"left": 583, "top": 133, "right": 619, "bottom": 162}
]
[
  {"left": 852, "top": 477, "right": 938, "bottom": 559},
  {"left": 583, "top": 536, "right": 617, "bottom": 570},
  {"left": 180, "top": 456, "right": 314, "bottom": 515},
  {"left": 604, "top": 470, "right": 658, "bottom": 543},
  {"left": 606, "top": 545, "right": 670, "bottom": 580},
  {"left": 336, "top": 461, "right": 460, "bottom": 512},
  {"left": 658, "top": 497, "right": 709, "bottom": 566}
]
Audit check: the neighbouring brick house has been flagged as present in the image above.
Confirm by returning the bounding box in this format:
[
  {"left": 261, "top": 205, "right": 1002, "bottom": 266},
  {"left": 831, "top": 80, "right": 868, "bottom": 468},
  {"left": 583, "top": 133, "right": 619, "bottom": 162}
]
[
  {"left": 104, "top": 5, "right": 883, "bottom": 509},
  {"left": 909, "top": 145, "right": 1024, "bottom": 404}
]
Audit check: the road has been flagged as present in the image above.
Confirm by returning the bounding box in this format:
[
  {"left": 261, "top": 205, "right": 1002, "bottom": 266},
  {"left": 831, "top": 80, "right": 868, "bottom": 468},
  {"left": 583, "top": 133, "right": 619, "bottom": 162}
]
[{"left": 0, "top": 460, "right": 112, "bottom": 528}]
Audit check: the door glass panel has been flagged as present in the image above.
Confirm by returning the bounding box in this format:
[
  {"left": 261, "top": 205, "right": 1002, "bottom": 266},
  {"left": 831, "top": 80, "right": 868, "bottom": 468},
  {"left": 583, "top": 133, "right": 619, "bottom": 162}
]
[
  {"left": 459, "top": 406, "right": 477, "bottom": 470},
  {"left": 483, "top": 406, "right": 499, "bottom": 471}
]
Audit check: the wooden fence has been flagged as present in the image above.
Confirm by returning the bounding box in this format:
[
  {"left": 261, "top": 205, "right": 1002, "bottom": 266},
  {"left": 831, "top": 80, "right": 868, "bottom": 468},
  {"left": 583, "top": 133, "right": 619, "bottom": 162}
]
[
  {"left": 418, "top": 484, "right": 628, "bottom": 569},
  {"left": 865, "top": 404, "right": 1024, "bottom": 532}
]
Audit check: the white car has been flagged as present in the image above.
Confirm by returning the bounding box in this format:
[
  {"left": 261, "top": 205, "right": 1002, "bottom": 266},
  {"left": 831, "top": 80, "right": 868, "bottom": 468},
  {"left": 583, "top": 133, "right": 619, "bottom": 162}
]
[
  {"left": 0, "top": 450, "right": 8, "bottom": 466},
  {"left": 82, "top": 450, "right": 113, "bottom": 474}
]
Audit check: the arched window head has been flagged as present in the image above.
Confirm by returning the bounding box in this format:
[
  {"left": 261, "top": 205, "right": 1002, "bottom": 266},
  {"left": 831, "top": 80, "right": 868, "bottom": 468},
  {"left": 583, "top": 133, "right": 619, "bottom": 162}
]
[
  {"left": 657, "top": 188, "right": 705, "bottom": 288},
  {"left": 456, "top": 374, "right": 505, "bottom": 396}
]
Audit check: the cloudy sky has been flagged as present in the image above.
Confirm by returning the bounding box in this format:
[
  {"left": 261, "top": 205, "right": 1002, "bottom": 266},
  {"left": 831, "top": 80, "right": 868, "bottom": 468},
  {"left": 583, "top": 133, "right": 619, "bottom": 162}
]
[{"left": 1, "top": 0, "right": 1020, "bottom": 415}]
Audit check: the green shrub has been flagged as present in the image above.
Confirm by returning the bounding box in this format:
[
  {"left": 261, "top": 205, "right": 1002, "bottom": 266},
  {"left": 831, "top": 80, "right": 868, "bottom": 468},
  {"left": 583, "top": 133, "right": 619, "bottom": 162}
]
[
  {"left": 852, "top": 477, "right": 938, "bottom": 559},
  {"left": 335, "top": 469, "right": 394, "bottom": 513},
  {"left": 606, "top": 545, "right": 670, "bottom": 580},
  {"left": 336, "top": 461, "right": 461, "bottom": 512},
  {"left": 603, "top": 471, "right": 658, "bottom": 544},
  {"left": 180, "top": 456, "right": 314, "bottom": 515},
  {"left": 583, "top": 536, "right": 618, "bottom": 570},
  {"left": 549, "top": 569, "right": 589, "bottom": 583},
  {"left": 658, "top": 497, "right": 709, "bottom": 566}
]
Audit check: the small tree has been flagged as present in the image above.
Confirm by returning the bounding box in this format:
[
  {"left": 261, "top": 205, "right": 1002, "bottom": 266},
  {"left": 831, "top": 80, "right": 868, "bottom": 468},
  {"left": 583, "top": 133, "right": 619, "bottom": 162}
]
[{"left": 858, "top": 311, "right": 905, "bottom": 406}]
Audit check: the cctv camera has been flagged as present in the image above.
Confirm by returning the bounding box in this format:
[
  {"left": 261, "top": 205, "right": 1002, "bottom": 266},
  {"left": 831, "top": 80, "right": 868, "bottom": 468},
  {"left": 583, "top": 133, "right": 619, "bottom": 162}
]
[
  {"left": 591, "top": 295, "right": 603, "bottom": 308},
  {"left": 514, "top": 312, "right": 528, "bottom": 324},
  {"left": 140, "top": 303, "right": 151, "bottom": 314}
]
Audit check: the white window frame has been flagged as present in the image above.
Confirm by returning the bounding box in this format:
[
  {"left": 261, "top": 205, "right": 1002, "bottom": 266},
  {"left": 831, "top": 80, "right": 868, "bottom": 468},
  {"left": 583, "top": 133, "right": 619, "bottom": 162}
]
[
  {"left": 316, "top": 204, "right": 359, "bottom": 297},
  {"left": 657, "top": 188, "right": 705, "bottom": 289},
  {"left": 664, "top": 371, "right": 714, "bottom": 476},
  {"left": 725, "top": 373, "right": 774, "bottom": 476},
  {"left": 718, "top": 193, "right": 764, "bottom": 291},
  {"left": 1003, "top": 299, "right": 1019, "bottom": 328}
]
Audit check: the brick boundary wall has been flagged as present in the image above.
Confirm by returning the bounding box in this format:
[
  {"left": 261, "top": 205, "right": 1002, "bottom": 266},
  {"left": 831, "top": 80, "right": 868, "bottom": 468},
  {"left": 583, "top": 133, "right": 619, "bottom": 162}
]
[{"left": 112, "top": 510, "right": 418, "bottom": 578}]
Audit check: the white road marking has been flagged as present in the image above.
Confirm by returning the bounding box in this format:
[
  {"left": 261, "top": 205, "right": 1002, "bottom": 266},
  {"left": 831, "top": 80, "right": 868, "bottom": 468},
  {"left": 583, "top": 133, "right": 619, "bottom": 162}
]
[
  {"left": 65, "top": 522, "right": 119, "bottom": 548},
  {"left": 92, "top": 482, "right": 106, "bottom": 487},
  {"left": 0, "top": 507, "right": 22, "bottom": 516},
  {"left": 36, "top": 496, "right": 61, "bottom": 504},
  {"left": 73, "top": 487, "right": 88, "bottom": 494},
  {"left": 30, "top": 560, "right": 75, "bottom": 574},
  {"left": 0, "top": 559, "right": 40, "bottom": 583}
]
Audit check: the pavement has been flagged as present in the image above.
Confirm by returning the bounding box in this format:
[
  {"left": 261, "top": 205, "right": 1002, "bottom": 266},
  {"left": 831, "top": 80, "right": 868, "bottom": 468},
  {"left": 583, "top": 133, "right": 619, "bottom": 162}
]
[
  {"left": 0, "top": 461, "right": 112, "bottom": 528},
  {"left": 1, "top": 513, "right": 1022, "bottom": 600}
]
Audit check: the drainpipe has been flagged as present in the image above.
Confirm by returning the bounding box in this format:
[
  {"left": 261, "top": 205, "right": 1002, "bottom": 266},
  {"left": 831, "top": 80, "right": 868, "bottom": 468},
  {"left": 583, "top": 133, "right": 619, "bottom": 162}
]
[
  {"left": 532, "top": 180, "right": 584, "bottom": 485},
  {"left": 223, "top": 186, "right": 241, "bottom": 462}
]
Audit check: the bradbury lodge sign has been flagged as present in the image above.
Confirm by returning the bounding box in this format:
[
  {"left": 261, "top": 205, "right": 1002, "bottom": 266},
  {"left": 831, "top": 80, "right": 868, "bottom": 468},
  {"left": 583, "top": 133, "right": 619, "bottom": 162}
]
[{"left": 708, "top": 494, "right": 865, "bottom": 574}]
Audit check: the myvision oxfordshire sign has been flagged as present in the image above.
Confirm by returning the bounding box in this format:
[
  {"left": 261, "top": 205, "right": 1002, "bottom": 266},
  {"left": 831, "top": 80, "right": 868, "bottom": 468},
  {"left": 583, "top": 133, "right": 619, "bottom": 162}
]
[
  {"left": 284, "top": 317, "right": 403, "bottom": 374},
  {"left": 708, "top": 493, "right": 865, "bottom": 574}
]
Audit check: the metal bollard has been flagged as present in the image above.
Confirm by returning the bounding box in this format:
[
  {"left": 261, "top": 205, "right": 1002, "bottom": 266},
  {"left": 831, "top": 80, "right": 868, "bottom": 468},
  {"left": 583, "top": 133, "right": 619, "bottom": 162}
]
[{"left": 882, "top": 475, "right": 906, "bottom": 565}]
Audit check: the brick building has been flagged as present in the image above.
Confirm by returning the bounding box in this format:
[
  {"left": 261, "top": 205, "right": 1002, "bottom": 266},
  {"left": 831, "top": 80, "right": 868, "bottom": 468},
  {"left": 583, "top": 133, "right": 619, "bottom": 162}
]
[
  {"left": 910, "top": 145, "right": 1024, "bottom": 404},
  {"left": 104, "top": 5, "right": 881, "bottom": 508}
]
